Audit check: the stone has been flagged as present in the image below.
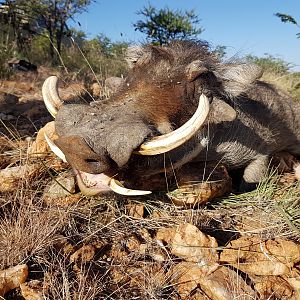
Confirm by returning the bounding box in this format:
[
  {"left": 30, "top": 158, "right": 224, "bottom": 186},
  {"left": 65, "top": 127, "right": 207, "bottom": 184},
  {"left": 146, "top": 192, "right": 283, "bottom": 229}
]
[
  {"left": 168, "top": 262, "right": 211, "bottom": 298},
  {"left": 28, "top": 121, "right": 57, "bottom": 157},
  {"left": 198, "top": 266, "right": 256, "bottom": 300},
  {"left": 0, "top": 264, "right": 28, "bottom": 297},
  {"left": 253, "top": 276, "right": 293, "bottom": 300},
  {"left": 20, "top": 280, "right": 44, "bottom": 300},
  {"left": 167, "top": 163, "right": 231, "bottom": 207},
  {"left": 43, "top": 171, "right": 76, "bottom": 201},
  {"left": 220, "top": 236, "right": 300, "bottom": 276},
  {"left": 0, "top": 164, "right": 41, "bottom": 192},
  {"left": 171, "top": 224, "right": 218, "bottom": 264},
  {"left": 125, "top": 203, "right": 144, "bottom": 218}
]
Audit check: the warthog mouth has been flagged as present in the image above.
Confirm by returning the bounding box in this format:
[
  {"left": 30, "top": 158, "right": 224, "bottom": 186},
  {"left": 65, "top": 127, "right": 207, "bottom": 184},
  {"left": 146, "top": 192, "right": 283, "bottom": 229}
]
[
  {"left": 44, "top": 133, "right": 152, "bottom": 196},
  {"left": 42, "top": 76, "right": 210, "bottom": 196}
]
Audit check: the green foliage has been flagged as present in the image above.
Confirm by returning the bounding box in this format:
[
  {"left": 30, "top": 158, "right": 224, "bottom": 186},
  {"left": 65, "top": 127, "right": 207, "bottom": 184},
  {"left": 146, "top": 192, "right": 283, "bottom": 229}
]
[
  {"left": 246, "top": 54, "right": 292, "bottom": 74},
  {"left": 275, "top": 13, "right": 298, "bottom": 25},
  {"left": 247, "top": 54, "right": 300, "bottom": 100},
  {"left": 275, "top": 13, "right": 300, "bottom": 38},
  {"left": 0, "top": 45, "right": 13, "bottom": 78},
  {"left": 60, "top": 33, "right": 129, "bottom": 81},
  {"left": 2, "top": 0, "right": 94, "bottom": 64},
  {"left": 134, "top": 5, "right": 203, "bottom": 45}
]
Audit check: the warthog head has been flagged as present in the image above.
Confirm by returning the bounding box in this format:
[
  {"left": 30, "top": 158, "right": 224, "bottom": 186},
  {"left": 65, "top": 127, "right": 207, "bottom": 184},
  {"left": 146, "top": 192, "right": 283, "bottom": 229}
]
[{"left": 43, "top": 41, "right": 262, "bottom": 195}]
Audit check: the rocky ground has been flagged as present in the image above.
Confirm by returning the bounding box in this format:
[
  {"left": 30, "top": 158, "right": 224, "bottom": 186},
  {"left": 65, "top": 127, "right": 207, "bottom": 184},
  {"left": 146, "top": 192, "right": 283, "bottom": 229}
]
[{"left": 0, "top": 71, "right": 300, "bottom": 300}]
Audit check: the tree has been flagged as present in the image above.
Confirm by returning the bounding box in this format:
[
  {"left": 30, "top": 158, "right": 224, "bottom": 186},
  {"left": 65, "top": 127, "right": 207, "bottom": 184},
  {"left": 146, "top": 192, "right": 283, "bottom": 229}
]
[
  {"left": 1, "top": 0, "right": 93, "bottom": 64},
  {"left": 0, "top": 0, "right": 36, "bottom": 53},
  {"left": 275, "top": 13, "right": 300, "bottom": 38},
  {"left": 133, "top": 5, "right": 203, "bottom": 45}
]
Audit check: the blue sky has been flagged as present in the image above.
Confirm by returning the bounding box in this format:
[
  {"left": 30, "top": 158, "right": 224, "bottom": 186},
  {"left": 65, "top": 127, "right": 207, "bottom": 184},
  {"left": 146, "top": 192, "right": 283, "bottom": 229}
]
[{"left": 74, "top": 0, "right": 300, "bottom": 70}]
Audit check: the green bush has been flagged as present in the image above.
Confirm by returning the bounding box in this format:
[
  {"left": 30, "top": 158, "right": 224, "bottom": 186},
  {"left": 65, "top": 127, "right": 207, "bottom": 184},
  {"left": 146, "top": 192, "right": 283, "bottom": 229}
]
[
  {"left": 247, "top": 54, "right": 292, "bottom": 75},
  {"left": 0, "top": 45, "right": 13, "bottom": 79}
]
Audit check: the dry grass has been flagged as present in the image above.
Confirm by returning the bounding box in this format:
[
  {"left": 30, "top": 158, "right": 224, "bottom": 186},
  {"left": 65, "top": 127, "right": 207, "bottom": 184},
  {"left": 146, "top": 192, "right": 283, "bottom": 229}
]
[
  {"left": 262, "top": 71, "right": 300, "bottom": 100},
  {"left": 2, "top": 138, "right": 300, "bottom": 299}
]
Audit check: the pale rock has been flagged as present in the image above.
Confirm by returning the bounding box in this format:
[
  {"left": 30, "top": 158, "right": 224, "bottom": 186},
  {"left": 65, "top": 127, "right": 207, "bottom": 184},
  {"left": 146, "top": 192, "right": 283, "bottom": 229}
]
[
  {"left": 220, "top": 236, "right": 300, "bottom": 276},
  {"left": 0, "top": 264, "right": 28, "bottom": 296},
  {"left": 164, "top": 224, "right": 218, "bottom": 273},
  {"left": 198, "top": 266, "right": 257, "bottom": 300},
  {"left": 43, "top": 171, "right": 76, "bottom": 200},
  {"left": 253, "top": 276, "right": 293, "bottom": 299},
  {"left": 0, "top": 164, "right": 41, "bottom": 192},
  {"left": 168, "top": 262, "right": 211, "bottom": 298},
  {"left": 20, "top": 280, "right": 44, "bottom": 300},
  {"left": 125, "top": 203, "right": 144, "bottom": 218},
  {"left": 28, "top": 121, "right": 57, "bottom": 157}
]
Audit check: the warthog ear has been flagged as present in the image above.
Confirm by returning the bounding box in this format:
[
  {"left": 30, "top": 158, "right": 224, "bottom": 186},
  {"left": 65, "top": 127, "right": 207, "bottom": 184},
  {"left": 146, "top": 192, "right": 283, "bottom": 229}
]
[
  {"left": 125, "top": 46, "right": 148, "bottom": 68},
  {"left": 217, "top": 63, "right": 263, "bottom": 97},
  {"left": 209, "top": 98, "right": 237, "bottom": 123},
  {"left": 185, "top": 60, "right": 208, "bottom": 81}
]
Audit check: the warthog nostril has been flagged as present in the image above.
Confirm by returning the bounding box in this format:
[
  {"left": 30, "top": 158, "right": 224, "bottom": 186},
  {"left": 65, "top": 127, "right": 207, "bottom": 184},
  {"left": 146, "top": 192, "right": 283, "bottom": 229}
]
[
  {"left": 85, "top": 158, "right": 100, "bottom": 163},
  {"left": 84, "top": 159, "right": 102, "bottom": 170}
]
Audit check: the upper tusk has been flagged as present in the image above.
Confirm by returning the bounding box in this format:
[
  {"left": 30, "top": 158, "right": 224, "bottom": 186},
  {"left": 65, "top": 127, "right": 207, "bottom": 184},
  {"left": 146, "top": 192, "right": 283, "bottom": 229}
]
[
  {"left": 109, "top": 178, "right": 152, "bottom": 196},
  {"left": 44, "top": 133, "right": 67, "bottom": 162},
  {"left": 42, "top": 76, "right": 64, "bottom": 118},
  {"left": 136, "top": 93, "right": 210, "bottom": 155}
]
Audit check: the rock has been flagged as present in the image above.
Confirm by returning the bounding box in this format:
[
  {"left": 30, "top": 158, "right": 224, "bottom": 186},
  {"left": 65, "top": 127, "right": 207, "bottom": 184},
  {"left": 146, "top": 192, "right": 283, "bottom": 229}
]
[
  {"left": 125, "top": 203, "right": 144, "bottom": 218},
  {"left": 283, "top": 268, "right": 300, "bottom": 300},
  {"left": 156, "top": 227, "right": 177, "bottom": 245},
  {"left": 70, "top": 244, "right": 96, "bottom": 272},
  {"left": 111, "top": 262, "right": 165, "bottom": 289},
  {"left": 167, "top": 163, "right": 231, "bottom": 207},
  {"left": 0, "top": 164, "right": 41, "bottom": 192},
  {"left": 28, "top": 121, "right": 57, "bottom": 158},
  {"left": 43, "top": 171, "right": 76, "bottom": 202},
  {"left": 220, "top": 236, "right": 300, "bottom": 275},
  {"left": 20, "top": 280, "right": 44, "bottom": 300},
  {"left": 253, "top": 276, "right": 293, "bottom": 299},
  {"left": 90, "top": 82, "right": 102, "bottom": 98},
  {"left": 0, "top": 264, "right": 28, "bottom": 297},
  {"left": 156, "top": 223, "right": 219, "bottom": 274},
  {"left": 58, "top": 82, "right": 86, "bottom": 101},
  {"left": 198, "top": 266, "right": 256, "bottom": 300},
  {"left": 168, "top": 262, "right": 212, "bottom": 298},
  {"left": 105, "top": 77, "right": 124, "bottom": 93},
  {"left": 169, "top": 264, "right": 256, "bottom": 300}
]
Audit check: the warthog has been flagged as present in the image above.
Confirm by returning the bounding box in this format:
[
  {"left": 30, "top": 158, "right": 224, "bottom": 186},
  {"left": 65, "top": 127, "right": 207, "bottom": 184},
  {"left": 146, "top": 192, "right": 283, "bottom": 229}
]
[{"left": 42, "top": 41, "right": 300, "bottom": 195}]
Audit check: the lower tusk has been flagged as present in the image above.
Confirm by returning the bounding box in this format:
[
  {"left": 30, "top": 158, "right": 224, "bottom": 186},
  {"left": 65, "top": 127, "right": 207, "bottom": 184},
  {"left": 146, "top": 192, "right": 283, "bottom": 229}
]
[
  {"left": 44, "top": 133, "right": 67, "bottom": 162},
  {"left": 109, "top": 178, "right": 152, "bottom": 196},
  {"left": 42, "top": 76, "right": 64, "bottom": 118},
  {"left": 136, "top": 93, "right": 210, "bottom": 155}
]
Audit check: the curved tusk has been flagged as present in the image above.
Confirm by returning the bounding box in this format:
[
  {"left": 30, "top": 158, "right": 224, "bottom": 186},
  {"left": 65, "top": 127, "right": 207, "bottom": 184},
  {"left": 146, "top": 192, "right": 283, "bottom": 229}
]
[
  {"left": 136, "top": 93, "right": 210, "bottom": 155},
  {"left": 44, "top": 133, "right": 67, "bottom": 162},
  {"left": 44, "top": 134, "right": 151, "bottom": 196},
  {"left": 42, "top": 76, "right": 64, "bottom": 118},
  {"left": 109, "top": 178, "right": 152, "bottom": 196}
]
